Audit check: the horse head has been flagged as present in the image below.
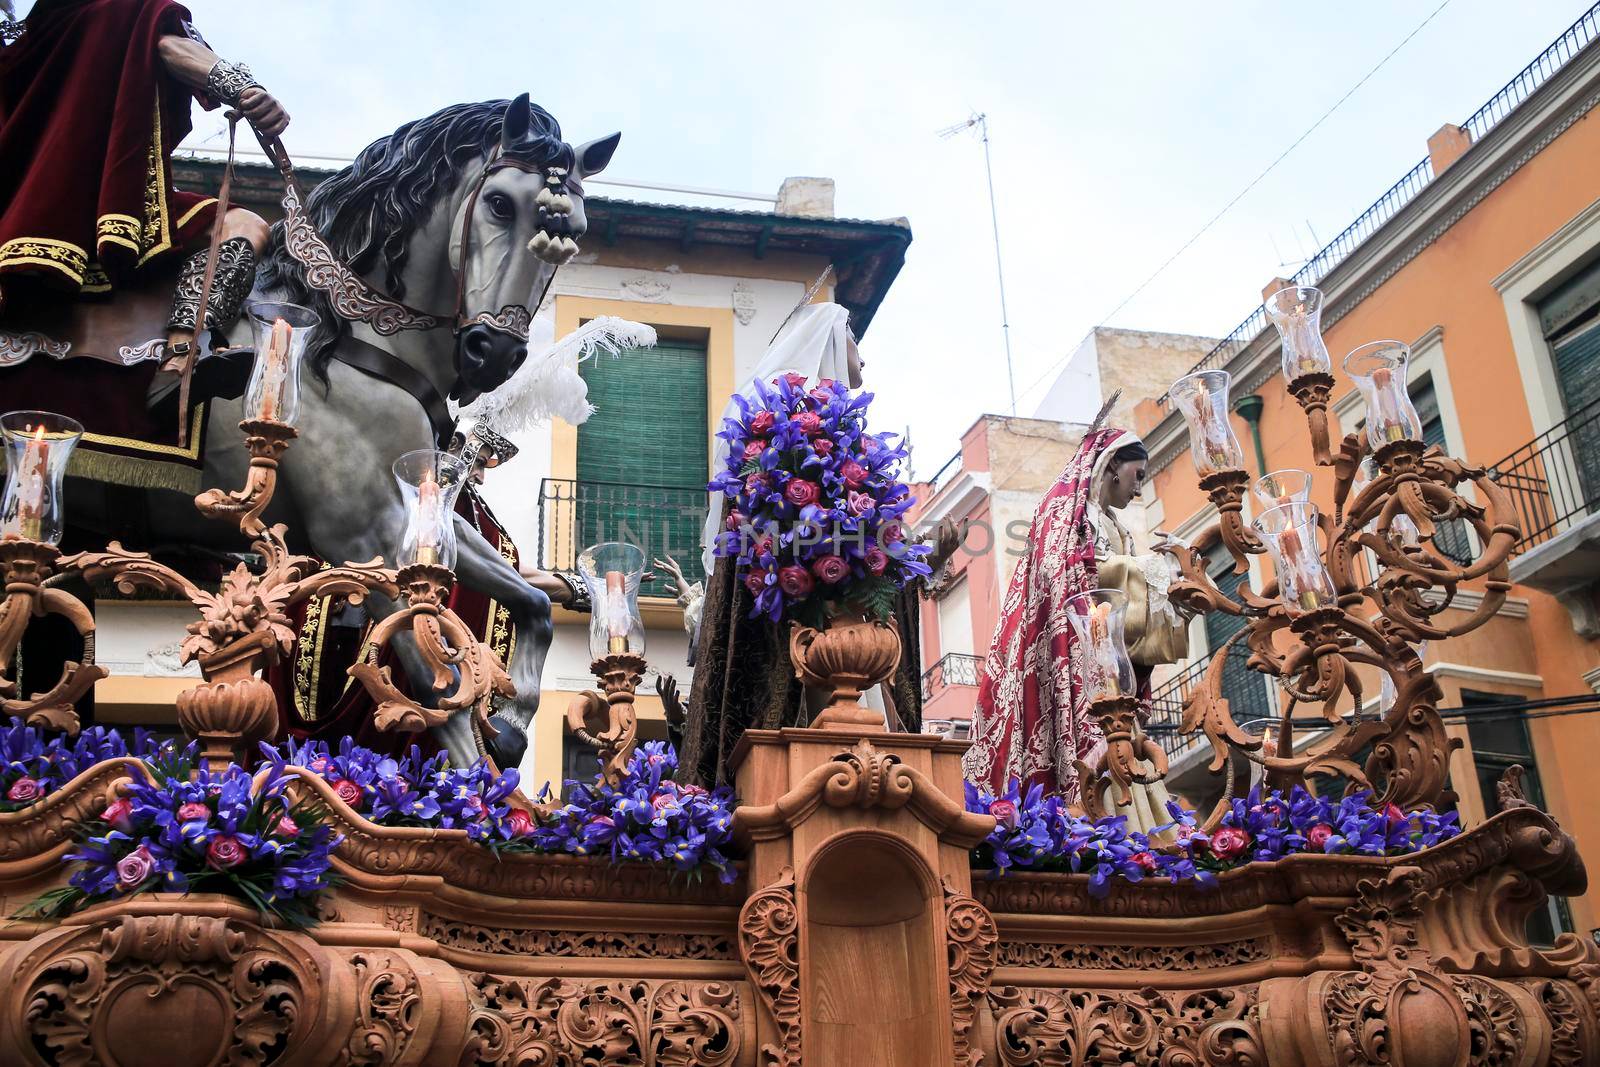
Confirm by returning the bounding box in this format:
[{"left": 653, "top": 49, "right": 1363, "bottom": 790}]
[{"left": 448, "top": 94, "right": 619, "bottom": 405}]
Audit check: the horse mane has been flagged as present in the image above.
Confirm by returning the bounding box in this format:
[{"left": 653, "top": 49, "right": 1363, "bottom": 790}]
[{"left": 258, "top": 98, "right": 574, "bottom": 383}]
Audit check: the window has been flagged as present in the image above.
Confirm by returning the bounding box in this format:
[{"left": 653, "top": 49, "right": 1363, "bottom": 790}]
[
  {"left": 1538, "top": 263, "right": 1600, "bottom": 510},
  {"left": 1202, "top": 541, "right": 1272, "bottom": 727},
  {"left": 1459, "top": 690, "right": 1571, "bottom": 944},
  {"left": 576, "top": 336, "right": 708, "bottom": 596},
  {"left": 1410, "top": 378, "right": 1472, "bottom": 564},
  {"left": 936, "top": 578, "right": 974, "bottom": 657}
]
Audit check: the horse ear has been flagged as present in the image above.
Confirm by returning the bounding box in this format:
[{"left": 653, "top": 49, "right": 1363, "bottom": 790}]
[
  {"left": 574, "top": 132, "right": 621, "bottom": 180},
  {"left": 501, "top": 93, "right": 533, "bottom": 151}
]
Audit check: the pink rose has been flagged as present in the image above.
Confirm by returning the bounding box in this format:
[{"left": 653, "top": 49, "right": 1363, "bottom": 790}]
[
  {"left": 466, "top": 795, "right": 487, "bottom": 819},
  {"left": 812, "top": 437, "right": 834, "bottom": 457},
  {"left": 865, "top": 548, "right": 889, "bottom": 576},
  {"left": 1131, "top": 851, "right": 1159, "bottom": 873},
  {"left": 880, "top": 521, "right": 906, "bottom": 543},
  {"left": 988, "top": 798, "right": 1018, "bottom": 829},
  {"left": 101, "top": 797, "right": 135, "bottom": 833},
  {"left": 840, "top": 460, "right": 868, "bottom": 489},
  {"left": 309, "top": 757, "right": 331, "bottom": 774},
  {"left": 116, "top": 845, "right": 155, "bottom": 889},
  {"left": 749, "top": 411, "right": 776, "bottom": 435},
  {"left": 742, "top": 439, "right": 768, "bottom": 462},
  {"left": 784, "top": 479, "right": 820, "bottom": 507},
  {"left": 795, "top": 411, "right": 823, "bottom": 436},
  {"left": 777, "top": 565, "right": 815, "bottom": 598},
  {"left": 1208, "top": 826, "right": 1250, "bottom": 861},
  {"left": 753, "top": 533, "right": 775, "bottom": 558},
  {"left": 1307, "top": 823, "right": 1334, "bottom": 851},
  {"left": 177, "top": 802, "right": 210, "bottom": 823},
  {"left": 651, "top": 791, "right": 678, "bottom": 812},
  {"left": 1381, "top": 802, "right": 1407, "bottom": 827},
  {"left": 846, "top": 490, "right": 875, "bottom": 517},
  {"left": 6, "top": 776, "right": 42, "bottom": 804},
  {"left": 273, "top": 815, "right": 301, "bottom": 838},
  {"left": 205, "top": 835, "right": 248, "bottom": 870},
  {"left": 725, "top": 510, "right": 747, "bottom": 532},
  {"left": 681, "top": 783, "right": 708, "bottom": 797},
  {"left": 743, "top": 473, "right": 770, "bottom": 496},
  {"left": 507, "top": 809, "right": 536, "bottom": 838},
  {"left": 811, "top": 554, "right": 850, "bottom": 584},
  {"left": 330, "top": 778, "right": 364, "bottom": 810},
  {"left": 743, "top": 569, "right": 769, "bottom": 598},
  {"left": 779, "top": 372, "right": 808, "bottom": 389},
  {"left": 808, "top": 380, "right": 837, "bottom": 405}
]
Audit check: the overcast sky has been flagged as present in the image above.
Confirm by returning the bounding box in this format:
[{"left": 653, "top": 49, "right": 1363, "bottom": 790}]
[{"left": 177, "top": 0, "right": 1595, "bottom": 475}]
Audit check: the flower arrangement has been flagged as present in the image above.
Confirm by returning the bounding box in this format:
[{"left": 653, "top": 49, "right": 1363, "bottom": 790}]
[
  {"left": 30, "top": 757, "right": 340, "bottom": 928},
  {"left": 965, "top": 780, "right": 1461, "bottom": 897},
  {"left": 2, "top": 719, "right": 175, "bottom": 812},
  {"left": 265, "top": 737, "right": 534, "bottom": 847},
  {"left": 708, "top": 373, "right": 931, "bottom": 625},
  {"left": 534, "top": 742, "right": 738, "bottom": 884}
]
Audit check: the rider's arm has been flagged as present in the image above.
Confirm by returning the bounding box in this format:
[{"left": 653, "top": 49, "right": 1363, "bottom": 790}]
[{"left": 155, "top": 34, "right": 289, "bottom": 138}]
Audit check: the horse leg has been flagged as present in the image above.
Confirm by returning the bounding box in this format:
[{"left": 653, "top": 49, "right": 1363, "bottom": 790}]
[{"left": 449, "top": 511, "right": 553, "bottom": 773}]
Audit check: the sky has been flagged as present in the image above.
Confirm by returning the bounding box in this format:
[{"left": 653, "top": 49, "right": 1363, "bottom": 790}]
[{"left": 174, "top": 0, "right": 1597, "bottom": 477}]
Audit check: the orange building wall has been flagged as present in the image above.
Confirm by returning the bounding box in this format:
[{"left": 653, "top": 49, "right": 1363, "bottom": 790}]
[{"left": 1143, "top": 107, "right": 1600, "bottom": 934}]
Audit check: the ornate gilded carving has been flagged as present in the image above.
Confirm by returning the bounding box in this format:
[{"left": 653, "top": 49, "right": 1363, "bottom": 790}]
[
  {"left": 988, "top": 985, "right": 1259, "bottom": 1065},
  {"left": 945, "top": 881, "right": 997, "bottom": 1067},
  {"left": 1517, "top": 978, "right": 1594, "bottom": 1067},
  {"left": 738, "top": 867, "right": 800, "bottom": 1067},
  {"left": 0, "top": 539, "right": 108, "bottom": 735},
  {"left": 565, "top": 652, "right": 645, "bottom": 785},
  {"left": 0, "top": 757, "right": 150, "bottom": 867},
  {"left": 419, "top": 912, "right": 735, "bottom": 960},
  {"left": 460, "top": 972, "right": 743, "bottom": 1067},
  {"left": 343, "top": 951, "right": 423, "bottom": 1066},
  {"left": 994, "top": 936, "right": 1271, "bottom": 971}
]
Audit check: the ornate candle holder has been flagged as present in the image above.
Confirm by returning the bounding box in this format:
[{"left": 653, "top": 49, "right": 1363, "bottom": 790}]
[
  {"left": 1170, "top": 371, "right": 1263, "bottom": 571},
  {"left": 1266, "top": 286, "right": 1337, "bottom": 465},
  {"left": 565, "top": 542, "right": 648, "bottom": 783}
]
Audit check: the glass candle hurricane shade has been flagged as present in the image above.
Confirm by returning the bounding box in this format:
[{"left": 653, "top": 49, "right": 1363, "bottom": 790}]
[
  {"left": 243, "top": 302, "right": 318, "bottom": 426},
  {"left": 1265, "top": 285, "right": 1332, "bottom": 380},
  {"left": 578, "top": 542, "right": 647, "bottom": 660},
  {"left": 1, "top": 410, "right": 83, "bottom": 545},
  {"left": 1169, "top": 370, "right": 1247, "bottom": 477},
  {"left": 1064, "top": 588, "right": 1137, "bottom": 703},
  {"left": 393, "top": 450, "right": 469, "bottom": 570},
  {"left": 1343, "top": 341, "right": 1422, "bottom": 446},
  {"left": 1253, "top": 469, "right": 1312, "bottom": 515},
  {"left": 1253, "top": 502, "right": 1338, "bottom": 614}
]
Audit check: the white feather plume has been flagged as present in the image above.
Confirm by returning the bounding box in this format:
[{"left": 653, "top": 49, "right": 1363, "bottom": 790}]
[{"left": 458, "top": 316, "right": 657, "bottom": 431}]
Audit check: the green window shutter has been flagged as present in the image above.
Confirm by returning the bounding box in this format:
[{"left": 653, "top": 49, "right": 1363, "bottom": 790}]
[
  {"left": 1410, "top": 378, "right": 1472, "bottom": 563},
  {"left": 575, "top": 338, "right": 709, "bottom": 594},
  {"left": 1203, "top": 543, "right": 1271, "bottom": 725}
]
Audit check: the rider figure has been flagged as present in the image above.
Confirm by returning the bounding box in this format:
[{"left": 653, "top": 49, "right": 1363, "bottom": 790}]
[{"left": 0, "top": 0, "right": 289, "bottom": 383}]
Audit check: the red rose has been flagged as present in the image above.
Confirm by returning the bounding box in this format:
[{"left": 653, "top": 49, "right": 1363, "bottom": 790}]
[
  {"left": 330, "top": 778, "right": 364, "bottom": 810},
  {"left": 865, "top": 548, "right": 888, "bottom": 575},
  {"left": 274, "top": 816, "right": 300, "bottom": 838},
  {"left": 749, "top": 411, "right": 776, "bottom": 435},
  {"left": 5, "top": 776, "right": 41, "bottom": 804},
  {"left": 810, "top": 554, "right": 850, "bottom": 584},
  {"left": 784, "top": 479, "right": 821, "bottom": 507},
  {"left": 101, "top": 797, "right": 135, "bottom": 833},
  {"left": 777, "top": 565, "right": 815, "bottom": 598},
  {"left": 1208, "top": 826, "right": 1250, "bottom": 861},
  {"left": 880, "top": 521, "right": 906, "bottom": 543},
  {"left": 507, "top": 809, "right": 536, "bottom": 838},
  {"left": 988, "top": 798, "right": 1018, "bottom": 828},
  {"left": 466, "top": 795, "right": 488, "bottom": 819},
  {"left": 205, "top": 835, "right": 248, "bottom": 869},
  {"left": 1381, "top": 802, "right": 1407, "bottom": 826},
  {"left": 846, "top": 490, "right": 875, "bottom": 517},
  {"left": 176, "top": 802, "right": 211, "bottom": 823},
  {"left": 840, "top": 460, "right": 868, "bottom": 489},
  {"left": 744, "top": 473, "right": 770, "bottom": 496},
  {"left": 742, "top": 439, "right": 768, "bottom": 462},
  {"left": 780, "top": 372, "right": 808, "bottom": 389},
  {"left": 795, "top": 411, "right": 823, "bottom": 436},
  {"left": 812, "top": 438, "right": 834, "bottom": 457},
  {"left": 1131, "top": 850, "right": 1159, "bottom": 873},
  {"left": 743, "top": 569, "right": 770, "bottom": 597},
  {"left": 1307, "top": 823, "right": 1334, "bottom": 851},
  {"left": 753, "top": 533, "right": 775, "bottom": 558},
  {"left": 808, "top": 380, "right": 837, "bottom": 405},
  {"left": 725, "top": 510, "right": 747, "bottom": 532}
]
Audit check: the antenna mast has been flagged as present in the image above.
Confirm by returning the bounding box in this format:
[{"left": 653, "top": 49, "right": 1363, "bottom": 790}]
[{"left": 941, "top": 113, "right": 1017, "bottom": 414}]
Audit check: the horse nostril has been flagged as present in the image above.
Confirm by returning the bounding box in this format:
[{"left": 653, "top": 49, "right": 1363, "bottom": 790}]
[{"left": 463, "top": 328, "right": 493, "bottom": 365}]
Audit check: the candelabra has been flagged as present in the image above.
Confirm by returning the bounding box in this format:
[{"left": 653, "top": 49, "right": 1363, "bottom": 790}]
[
  {"left": 563, "top": 541, "right": 647, "bottom": 784},
  {"left": 2, "top": 303, "right": 513, "bottom": 772},
  {"left": 1161, "top": 287, "right": 1520, "bottom": 819}
]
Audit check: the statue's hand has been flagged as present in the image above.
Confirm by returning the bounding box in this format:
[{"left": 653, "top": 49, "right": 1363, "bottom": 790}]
[
  {"left": 238, "top": 85, "right": 289, "bottom": 139},
  {"left": 655, "top": 674, "right": 685, "bottom": 726}
]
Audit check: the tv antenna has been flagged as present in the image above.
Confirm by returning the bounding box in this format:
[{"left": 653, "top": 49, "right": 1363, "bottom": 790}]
[{"left": 939, "top": 112, "right": 1016, "bottom": 414}]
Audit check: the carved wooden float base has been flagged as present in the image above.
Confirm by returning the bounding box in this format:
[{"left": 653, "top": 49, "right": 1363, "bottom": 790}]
[{"left": 0, "top": 742, "right": 1594, "bottom": 1065}]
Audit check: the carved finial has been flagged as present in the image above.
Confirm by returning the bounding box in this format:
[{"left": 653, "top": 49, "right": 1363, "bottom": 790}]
[{"left": 1496, "top": 764, "right": 1536, "bottom": 811}]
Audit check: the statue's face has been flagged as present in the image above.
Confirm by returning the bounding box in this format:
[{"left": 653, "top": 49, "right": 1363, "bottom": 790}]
[{"left": 1102, "top": 457, "right": 1146, "bottom": 510}]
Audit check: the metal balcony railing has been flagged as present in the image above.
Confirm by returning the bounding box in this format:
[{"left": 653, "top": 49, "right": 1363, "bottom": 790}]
[
  {"left": 1490, "top": 396, "right": 1600, "bottom": 554},
  {"left": 1144, "top": 642, "right": 1274, "bottom": 762},
  {"left": 921, "top": 652, "right": 982, "bottom": 701},
  {"left": 536, "top": 478, "right": 710, "bottom": 599},
  {"left": 1159, "top": 2, "right": 1600, "bottom": 405}
]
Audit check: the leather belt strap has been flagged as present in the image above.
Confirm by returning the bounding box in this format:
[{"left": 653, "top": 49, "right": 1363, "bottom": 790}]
[
  {"left": 333, "top": 336, "right": 455, "bottom": 448},
  {"left": 177, "top": 111, "right": 239, "bottom": 447}
]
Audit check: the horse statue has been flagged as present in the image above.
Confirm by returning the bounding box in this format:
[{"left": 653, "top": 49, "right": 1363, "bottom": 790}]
[{"left": 6, "top": 94, "right": 619, "bottom": 771}]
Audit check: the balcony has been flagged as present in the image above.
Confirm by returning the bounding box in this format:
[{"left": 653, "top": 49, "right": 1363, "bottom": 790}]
[
  {"left": 536, "top": 478, "right": 710, "bottom": 600},
  {"left": 921, "top": 651, "right": 981, "bottom": 701},
  {"left": 1491, "top": 398, "right": 1600, "bottom": 635}
]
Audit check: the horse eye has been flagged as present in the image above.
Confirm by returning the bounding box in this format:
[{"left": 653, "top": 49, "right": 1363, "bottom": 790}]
[{"left": 485, "top": 192, "right": 514, "bottom": 220}]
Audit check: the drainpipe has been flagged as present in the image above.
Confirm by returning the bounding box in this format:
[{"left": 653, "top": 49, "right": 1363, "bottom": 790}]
[{"left": 1232, "top": 394, "right": 1268, "bottom": 478}]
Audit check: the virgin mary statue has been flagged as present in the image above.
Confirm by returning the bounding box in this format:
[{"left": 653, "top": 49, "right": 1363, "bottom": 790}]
[{"left": 963, "top": 423, "right": 1190, "bottom": 829}]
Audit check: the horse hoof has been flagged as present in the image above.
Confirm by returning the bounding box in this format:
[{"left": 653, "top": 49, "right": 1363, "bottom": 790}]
[{"left": 485, "top": 714, "right": 528, "bottom": 771}]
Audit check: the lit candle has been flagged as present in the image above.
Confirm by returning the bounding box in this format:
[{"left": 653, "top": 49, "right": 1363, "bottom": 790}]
[
  {"left": 257, "top": 317, "right": 292, "bottom": 421},
  {"left": 1275, "top": 523, "right": 1323, "bottom": 612},
  {"left": 605, "top": 570, "right": 629, "bottom": 654},
  {"left": 1371, "top": 367, "right": 1406, "bottom": 443},
  {"left": 15, "top": 425, "right": 48, "bottom": 542},
  {"left": 1087, "top": 601, "right": 1118, "bottom": 699},
  {"left": 415, "top": 466, "right": 441, "bottom": 565}
]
